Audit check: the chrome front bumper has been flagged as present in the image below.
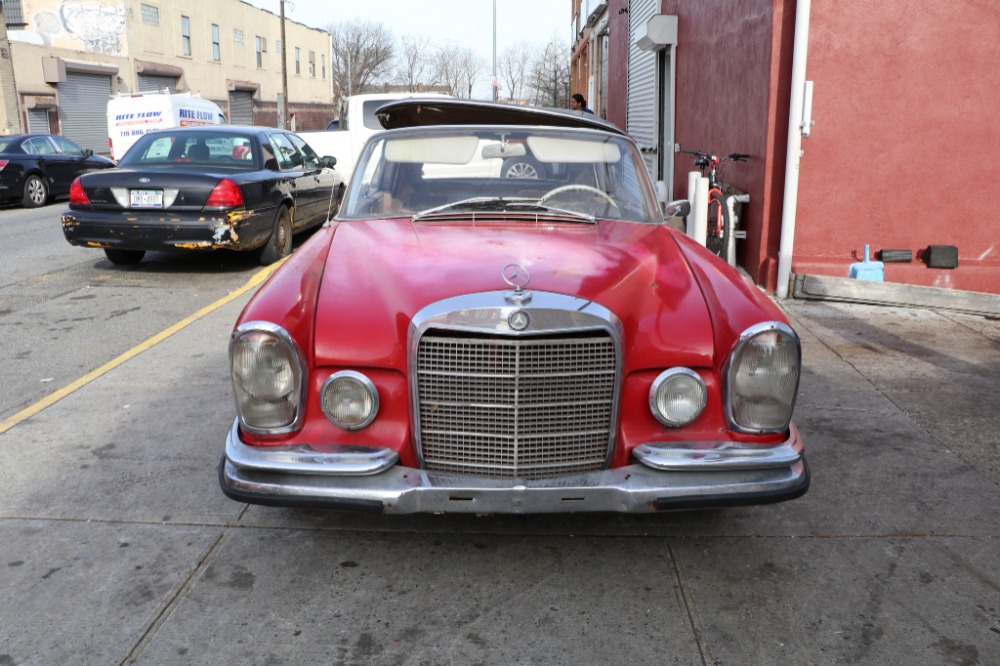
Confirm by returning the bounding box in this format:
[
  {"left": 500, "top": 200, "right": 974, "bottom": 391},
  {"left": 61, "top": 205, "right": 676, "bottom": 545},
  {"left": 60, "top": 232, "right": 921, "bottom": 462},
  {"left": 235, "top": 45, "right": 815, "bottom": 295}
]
[{"left": 220, "top": 420, "right": 808, "bottom": 514}]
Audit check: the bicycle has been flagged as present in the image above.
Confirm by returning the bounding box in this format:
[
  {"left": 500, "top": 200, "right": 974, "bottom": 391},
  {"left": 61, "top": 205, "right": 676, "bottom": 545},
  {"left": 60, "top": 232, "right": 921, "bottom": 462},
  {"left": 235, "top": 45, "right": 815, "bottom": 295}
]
[{"left": 683, "top": 150, "right": 749, "bottom": 259}]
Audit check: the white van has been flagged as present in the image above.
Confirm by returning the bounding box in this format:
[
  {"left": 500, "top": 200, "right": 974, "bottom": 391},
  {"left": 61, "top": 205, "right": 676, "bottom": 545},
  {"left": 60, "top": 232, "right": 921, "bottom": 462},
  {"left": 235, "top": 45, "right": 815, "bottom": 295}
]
[{"left": 107, "top": 92, "right": 227, "bottom": 161}]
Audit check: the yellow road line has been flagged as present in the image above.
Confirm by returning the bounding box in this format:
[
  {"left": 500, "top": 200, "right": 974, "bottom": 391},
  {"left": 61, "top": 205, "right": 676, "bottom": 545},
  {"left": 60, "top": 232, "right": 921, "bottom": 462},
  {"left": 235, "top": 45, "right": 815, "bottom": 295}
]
[{"left": 0, "top": 261, "right": 283, "bottom": 436}]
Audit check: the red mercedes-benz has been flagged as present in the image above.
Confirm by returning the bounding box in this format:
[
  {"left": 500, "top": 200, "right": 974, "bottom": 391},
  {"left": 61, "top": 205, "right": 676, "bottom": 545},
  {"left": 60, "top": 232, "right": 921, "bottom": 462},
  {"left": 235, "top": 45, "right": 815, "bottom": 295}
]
[{"left": 220, "top": 99, "right": 808, "bottom": 513}]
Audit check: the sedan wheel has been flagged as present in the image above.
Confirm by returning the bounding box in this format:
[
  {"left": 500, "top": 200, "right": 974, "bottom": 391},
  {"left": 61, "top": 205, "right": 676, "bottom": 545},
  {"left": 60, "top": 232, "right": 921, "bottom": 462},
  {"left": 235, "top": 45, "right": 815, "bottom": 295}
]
[
  {"left": 104, "top": 248, "right": 145, "bottom": 265},
  {"left": 22, "top": 175, "right": 48, "bottom": 208},
  {"left": 259, "top": 206, "right": 293, "bottom": 265}
]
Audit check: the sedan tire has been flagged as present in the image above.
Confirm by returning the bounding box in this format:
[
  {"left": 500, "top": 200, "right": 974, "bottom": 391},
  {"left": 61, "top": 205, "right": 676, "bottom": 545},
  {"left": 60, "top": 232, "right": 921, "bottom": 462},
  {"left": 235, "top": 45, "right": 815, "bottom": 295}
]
[
  {"left": 22, "top": 174, "right": 48, "bottom": 208},
  {"left": 259, "top": 205, "right": 293, "bottom": 265},
  {"left": 104, "top": 248, "right": 145, "bottom": 265}
]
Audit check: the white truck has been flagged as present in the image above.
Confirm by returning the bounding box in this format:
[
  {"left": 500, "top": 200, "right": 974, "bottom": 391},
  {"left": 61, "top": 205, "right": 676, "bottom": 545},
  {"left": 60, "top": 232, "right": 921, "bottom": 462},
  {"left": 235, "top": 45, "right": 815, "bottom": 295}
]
[
  {"left": 107, "top": 92, "right": 227, "bottom": 161},
  {"left": 298, "top": 92, "right": 449, "bottom": 185}
]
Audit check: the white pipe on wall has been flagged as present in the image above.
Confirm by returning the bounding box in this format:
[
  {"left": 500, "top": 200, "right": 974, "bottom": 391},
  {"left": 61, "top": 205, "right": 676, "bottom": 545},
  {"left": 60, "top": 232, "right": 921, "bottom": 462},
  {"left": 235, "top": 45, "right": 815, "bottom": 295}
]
[
  {"left": 686, "top": 170, "right": 699, "bottom": 236},
  {"left": 776, "top": 0, "right": 812, "bottom": 298},
  {"left": 692, "top": 176, "right": 709, "bottom": 246}
]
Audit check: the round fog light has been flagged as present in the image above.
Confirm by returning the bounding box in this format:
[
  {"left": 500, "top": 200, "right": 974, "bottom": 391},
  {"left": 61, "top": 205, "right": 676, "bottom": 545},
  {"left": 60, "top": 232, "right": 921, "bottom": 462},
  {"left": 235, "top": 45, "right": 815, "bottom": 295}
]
[
  {"left": 321, "top": 371, "right": 378, "bottom": 430},
  {"left": 649, "top": 368, "right": 707, "bottom": 427}
]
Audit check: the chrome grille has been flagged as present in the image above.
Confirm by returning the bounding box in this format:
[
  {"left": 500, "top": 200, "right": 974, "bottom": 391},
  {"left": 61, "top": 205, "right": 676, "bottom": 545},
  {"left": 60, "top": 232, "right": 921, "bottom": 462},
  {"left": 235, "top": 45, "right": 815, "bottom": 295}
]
[{"left": 416, "top": 333, "right": 617, "bottom": 479}]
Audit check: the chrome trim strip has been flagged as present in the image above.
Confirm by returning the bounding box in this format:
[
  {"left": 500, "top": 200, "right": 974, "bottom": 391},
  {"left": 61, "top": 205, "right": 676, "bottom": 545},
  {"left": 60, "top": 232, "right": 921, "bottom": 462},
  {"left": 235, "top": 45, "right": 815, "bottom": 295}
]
[
  {"left": 633, "top": 423, "right": 803, "bottom": 471},
  {"left": 407, "top": 290, "right": 624, "bottom": 473},
  {"left": 221, "top": 422, "right": 807, "bottom": 514},
  {"left": 225, "top": 420, "right": 399, "bottom": 476}
]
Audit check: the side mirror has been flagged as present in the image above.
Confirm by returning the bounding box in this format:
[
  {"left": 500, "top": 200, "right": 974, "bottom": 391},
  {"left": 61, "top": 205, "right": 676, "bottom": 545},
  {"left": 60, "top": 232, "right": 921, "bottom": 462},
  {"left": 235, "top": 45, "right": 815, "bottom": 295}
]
[
  {"left": 82, "top": 148, "right": 94, "bottom": 158},
  {"left": 322, "top": 155, "right": 337, "bottom": 168},
  {"left": 661, "top": 199, "right": 690, "bottom": 221}
]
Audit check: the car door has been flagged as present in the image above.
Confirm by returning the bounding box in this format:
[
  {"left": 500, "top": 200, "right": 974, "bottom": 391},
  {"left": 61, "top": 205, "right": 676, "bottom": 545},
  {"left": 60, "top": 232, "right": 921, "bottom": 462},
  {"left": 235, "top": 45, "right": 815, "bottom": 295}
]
[
  {"left": 268, "top": 132, "right": 321, "bottom": 227},
  {"left": 47, "top": 136, "right": 101, "bottom": 196},
  {"left": 288, "top": 133, "right": 340, "bottom": 221}
]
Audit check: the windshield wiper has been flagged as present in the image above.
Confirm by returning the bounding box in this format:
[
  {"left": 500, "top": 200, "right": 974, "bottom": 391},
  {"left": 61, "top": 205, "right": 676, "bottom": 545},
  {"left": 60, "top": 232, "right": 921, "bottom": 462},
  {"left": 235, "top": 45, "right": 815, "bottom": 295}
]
[{"left": 412, "top": 197, "right": 595, "bottom": 223}]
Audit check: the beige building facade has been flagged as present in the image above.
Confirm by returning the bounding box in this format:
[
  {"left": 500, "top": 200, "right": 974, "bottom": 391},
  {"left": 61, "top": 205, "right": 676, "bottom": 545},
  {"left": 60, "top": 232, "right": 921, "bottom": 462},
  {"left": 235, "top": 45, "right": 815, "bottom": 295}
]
[{"left": 3, "top": 0, "right": 334, "bottom": 153}]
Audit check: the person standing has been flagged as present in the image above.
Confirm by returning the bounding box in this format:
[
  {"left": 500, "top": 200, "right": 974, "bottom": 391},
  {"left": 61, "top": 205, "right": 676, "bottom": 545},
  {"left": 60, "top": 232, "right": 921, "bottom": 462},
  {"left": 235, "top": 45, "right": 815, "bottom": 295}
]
[{"left": 570, "top": 93, "right": 594, "bottom": 114}]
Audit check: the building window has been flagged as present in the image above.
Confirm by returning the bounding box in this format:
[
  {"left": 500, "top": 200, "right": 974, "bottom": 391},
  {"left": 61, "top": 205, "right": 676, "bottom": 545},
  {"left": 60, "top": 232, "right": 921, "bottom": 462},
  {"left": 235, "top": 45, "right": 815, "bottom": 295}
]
[
  {"left": 3, "top": 0, "right": 26, "bottom": 27},
  {"left": 181, "top": 15, "right": 191, "bottom": 57},
  {"left": 233, "top": 29, "right": 244, "bottom": 46},
  {"left": 140, "top": 4, "right": 159, "bottom": 26},
  {"left": 255, "top": 36, "right": 263, "bottom": 68},
  {"left": 211, "top": 24, "right": 220, "bottom": 61},
  {"left": 321, "top": 54, "right": 326, "bottom": 79},
  {"left": 308, "top": 51, "right": 316, "bottom": 77},
  {"left": 294, "top": 47, "right": 301, "bottom": 75},
  {"left": 276, "top": 40, "right": 282, "bottom": 54}
]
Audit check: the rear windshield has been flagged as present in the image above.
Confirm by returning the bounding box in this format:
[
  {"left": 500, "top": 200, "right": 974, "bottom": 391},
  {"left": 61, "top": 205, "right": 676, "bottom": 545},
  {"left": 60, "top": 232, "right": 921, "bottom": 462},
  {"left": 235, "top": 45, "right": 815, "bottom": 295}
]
[
  {"left": 0, "top": 138, "right": 15, "bottom": 152},
  {"left": 118, "top": 131, "right": 258, "bottom": 169}
]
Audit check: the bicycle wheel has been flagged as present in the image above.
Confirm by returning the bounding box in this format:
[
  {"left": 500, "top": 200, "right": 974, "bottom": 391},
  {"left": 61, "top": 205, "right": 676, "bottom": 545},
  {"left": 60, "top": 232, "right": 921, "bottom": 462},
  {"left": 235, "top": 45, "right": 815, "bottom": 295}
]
[{"left": 705, "top": 191, "right": 730, "bottom": 258}]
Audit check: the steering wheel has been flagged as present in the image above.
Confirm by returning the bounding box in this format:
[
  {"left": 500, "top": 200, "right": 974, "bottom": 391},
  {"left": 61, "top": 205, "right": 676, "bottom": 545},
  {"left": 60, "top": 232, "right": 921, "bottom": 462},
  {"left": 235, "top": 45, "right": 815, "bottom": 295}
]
[{"left": 539, "top": 184, "right": 620, "bottom": 215}]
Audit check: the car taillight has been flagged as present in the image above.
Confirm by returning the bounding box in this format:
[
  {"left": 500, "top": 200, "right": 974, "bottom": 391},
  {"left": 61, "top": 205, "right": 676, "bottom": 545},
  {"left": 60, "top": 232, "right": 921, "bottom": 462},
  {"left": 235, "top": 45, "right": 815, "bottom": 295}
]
[
  {"left": 204, "top": 178, "right": 244, "bottom": 209},
  {"left": 69, "top": 177, "right": 90, "bottom": 205},
  {"left": 0, "top": 160, "right": 8, "bottom": 171}
]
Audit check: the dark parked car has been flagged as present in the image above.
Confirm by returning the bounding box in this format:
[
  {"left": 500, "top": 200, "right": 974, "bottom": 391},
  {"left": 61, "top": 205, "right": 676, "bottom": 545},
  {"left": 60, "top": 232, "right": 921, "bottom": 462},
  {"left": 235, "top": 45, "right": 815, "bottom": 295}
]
[
  {"left": 0, "top": 134, "right": 114, "bottom": 208},
  {"left": 61, "top": 125, "right": 344, "bottom": 265},
  {"left": 219, "top": 99, "right": 808, "bottom": 514}
]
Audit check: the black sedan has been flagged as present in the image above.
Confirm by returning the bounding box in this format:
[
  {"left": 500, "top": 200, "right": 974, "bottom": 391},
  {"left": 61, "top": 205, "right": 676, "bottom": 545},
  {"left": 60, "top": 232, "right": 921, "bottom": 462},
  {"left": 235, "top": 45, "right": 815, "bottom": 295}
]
[
  {"left": 0, "top": 134, "right": 114, "bottom": 208},
  {"left": 61, "top": 125, "right": 344, "bottom": 265}
]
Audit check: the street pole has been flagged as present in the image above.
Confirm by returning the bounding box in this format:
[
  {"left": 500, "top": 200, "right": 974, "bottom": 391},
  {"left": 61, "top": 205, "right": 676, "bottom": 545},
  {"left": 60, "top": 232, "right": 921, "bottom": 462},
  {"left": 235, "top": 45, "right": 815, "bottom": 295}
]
[{"left": 280, "top": 0, "right": 289, "bottom": 129}]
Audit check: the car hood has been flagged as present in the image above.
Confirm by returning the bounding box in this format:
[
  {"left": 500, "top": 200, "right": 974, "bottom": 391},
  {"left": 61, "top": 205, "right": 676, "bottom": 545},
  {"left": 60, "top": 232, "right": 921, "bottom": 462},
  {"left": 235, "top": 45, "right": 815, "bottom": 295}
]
[{"left": 313, "top": 218, "right": 716, "bottom": 371}]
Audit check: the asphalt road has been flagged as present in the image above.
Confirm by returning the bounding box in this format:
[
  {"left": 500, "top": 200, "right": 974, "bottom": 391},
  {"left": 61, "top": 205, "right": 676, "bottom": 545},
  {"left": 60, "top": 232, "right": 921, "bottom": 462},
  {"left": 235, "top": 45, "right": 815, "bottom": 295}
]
[
  {"left": 1, "top": 202, "right": 999, "bottom": 665},
  {"left": 0, "top": 201, "right": 267, "bottom": 424}
]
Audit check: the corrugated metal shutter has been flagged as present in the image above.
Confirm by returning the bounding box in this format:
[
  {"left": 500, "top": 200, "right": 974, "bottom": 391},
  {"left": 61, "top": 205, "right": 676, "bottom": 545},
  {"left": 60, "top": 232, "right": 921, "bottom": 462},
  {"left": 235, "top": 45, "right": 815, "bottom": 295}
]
[
  {"left": 229, "top": 91, "right": 254, "bottom": 125},
  {"left": 627, "top": 0, "right": 658, "bottom": 178},
  {"left": 137, "top": 75, "right": 178, "bottom": 94},
  {"left": 27, "top": 109, "right": 50, "bottom": 133},
  {"left": 59, "top": 73, "right": 112, "bottom": 155}
]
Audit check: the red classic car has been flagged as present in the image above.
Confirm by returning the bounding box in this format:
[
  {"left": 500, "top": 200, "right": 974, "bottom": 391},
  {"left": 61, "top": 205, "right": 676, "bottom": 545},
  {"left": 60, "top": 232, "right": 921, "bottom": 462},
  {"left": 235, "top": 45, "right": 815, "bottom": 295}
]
[{"left": 220, "top": 99, "right": 808, "bottom": 513}]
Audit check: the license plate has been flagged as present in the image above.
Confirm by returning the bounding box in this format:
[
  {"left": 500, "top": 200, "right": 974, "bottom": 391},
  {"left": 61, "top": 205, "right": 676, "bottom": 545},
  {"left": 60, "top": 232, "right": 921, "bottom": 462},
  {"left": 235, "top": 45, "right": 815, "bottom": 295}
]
[{"left": 130, "top": 189, "right": 163, "bottom": 208}]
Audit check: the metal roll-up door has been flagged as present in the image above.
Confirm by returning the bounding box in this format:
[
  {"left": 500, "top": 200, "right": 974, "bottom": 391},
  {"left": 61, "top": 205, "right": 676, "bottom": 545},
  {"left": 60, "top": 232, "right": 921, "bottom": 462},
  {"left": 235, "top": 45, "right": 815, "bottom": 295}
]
[
  {"left": 27, "top": 109, "right": 50, "bottom": 133},
  {"left": 627, "top": 0, "right": 658, "bottom": 178},
  {"left": 137, "top": 75, "right": 178, "bottom": 93},
  {"left": 59, "top": 73, "right": 112, "bottom": 154},
  {"left": 228, "top": 91, "right": 254, "bottom": 125}
]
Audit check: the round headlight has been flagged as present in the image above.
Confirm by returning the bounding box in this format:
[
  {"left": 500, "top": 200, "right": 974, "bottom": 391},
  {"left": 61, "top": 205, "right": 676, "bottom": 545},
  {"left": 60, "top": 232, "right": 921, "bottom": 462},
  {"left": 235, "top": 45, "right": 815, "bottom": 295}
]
[
  {"left": 649, "top": 368, "right": 707, "bottom": 427},
  {"left": 321, "top": 371, "right": 379, "bottom": 430},
  {"left": 230, "top": 323, "right": 304, "bottom": 432}
]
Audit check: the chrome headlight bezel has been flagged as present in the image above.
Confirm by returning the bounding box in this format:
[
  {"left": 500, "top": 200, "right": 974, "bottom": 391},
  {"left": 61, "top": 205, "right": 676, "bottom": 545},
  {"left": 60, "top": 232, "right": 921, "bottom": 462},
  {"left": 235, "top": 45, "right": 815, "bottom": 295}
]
[
  {"left": 229, "top": 321, "right": 307, "bottom": 436},
  {"left": 724, "top": 321, "right": 801, "bottom": 434},
  {"left": 321, "top": 370, "right": 379, "bottom": 430},
  {"left": 648, "top": 367, "right": 708, "bottom": 428}
]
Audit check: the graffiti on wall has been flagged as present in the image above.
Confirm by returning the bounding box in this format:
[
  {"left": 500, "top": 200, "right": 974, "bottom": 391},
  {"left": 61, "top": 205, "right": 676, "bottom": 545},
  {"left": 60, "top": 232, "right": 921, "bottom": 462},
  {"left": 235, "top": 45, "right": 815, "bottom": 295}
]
[{"left": 24, "top": 0, "right": 127, "bottom": 56}]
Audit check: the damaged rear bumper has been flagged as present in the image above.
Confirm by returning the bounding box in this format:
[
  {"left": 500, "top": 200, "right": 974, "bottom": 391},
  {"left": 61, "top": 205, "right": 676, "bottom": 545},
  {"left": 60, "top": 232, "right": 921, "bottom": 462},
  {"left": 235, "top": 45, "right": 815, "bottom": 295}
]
[{"left": 61, "top": 207, "right": 273, "bottom": 253}]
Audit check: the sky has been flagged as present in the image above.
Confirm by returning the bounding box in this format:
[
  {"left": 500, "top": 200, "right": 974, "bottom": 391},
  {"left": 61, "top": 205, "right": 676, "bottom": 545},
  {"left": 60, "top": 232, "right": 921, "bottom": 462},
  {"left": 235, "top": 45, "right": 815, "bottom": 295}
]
[{"left": 240, "top": 0, "right": 571, "bottom": 98}]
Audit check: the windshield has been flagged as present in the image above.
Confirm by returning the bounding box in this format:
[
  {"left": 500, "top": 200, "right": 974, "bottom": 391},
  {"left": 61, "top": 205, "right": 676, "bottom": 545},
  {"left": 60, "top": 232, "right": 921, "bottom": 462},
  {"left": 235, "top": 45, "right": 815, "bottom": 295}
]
[
  {"left": 118, "top": 131, "right": 259, "bottom": 169},
  {"left": 340, "top": 126, "right": 661, "bottom": 223}
]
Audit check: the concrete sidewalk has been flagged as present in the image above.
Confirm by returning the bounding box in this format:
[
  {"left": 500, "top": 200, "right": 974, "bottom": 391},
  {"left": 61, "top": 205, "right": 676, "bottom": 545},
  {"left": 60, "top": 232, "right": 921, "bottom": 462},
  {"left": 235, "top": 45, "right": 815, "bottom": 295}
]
[{"left": 1, "top": 297, "right": 999, "bottom": 665}]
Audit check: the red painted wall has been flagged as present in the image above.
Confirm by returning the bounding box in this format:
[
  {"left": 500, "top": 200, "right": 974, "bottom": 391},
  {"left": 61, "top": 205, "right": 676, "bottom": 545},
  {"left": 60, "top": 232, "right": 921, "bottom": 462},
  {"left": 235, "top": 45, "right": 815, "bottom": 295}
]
[
  {"left": 795, "top": 0, "right": 1000, "bottom": 293},
  {"left": 606, "top": 0, "right": 795, "bottom": 289}
]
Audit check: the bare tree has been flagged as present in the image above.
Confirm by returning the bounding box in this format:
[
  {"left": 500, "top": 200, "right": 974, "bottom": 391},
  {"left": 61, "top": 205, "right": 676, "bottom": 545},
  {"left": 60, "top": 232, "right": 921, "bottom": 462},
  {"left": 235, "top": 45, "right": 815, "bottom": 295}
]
[
  {"left": 328, "top": 20, "right": 396, "bottom": 104},
  {"left": 394, "top": 35, "right": 434, "bottom": 92},
  {"left": 497, "top": 42, "right": 534, "bottom": 102},
  {"left": 527, "top": 42, "right": 571, "bottom": 108},
  {"left": 432, "top": 45, "right": 486, "bottom": 99}
]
